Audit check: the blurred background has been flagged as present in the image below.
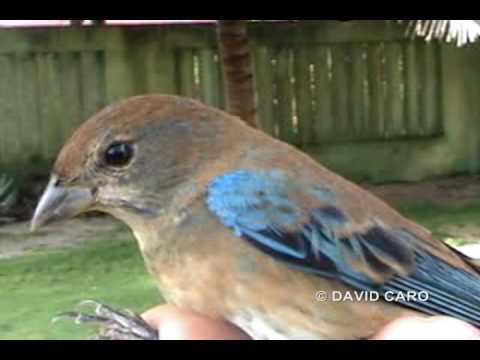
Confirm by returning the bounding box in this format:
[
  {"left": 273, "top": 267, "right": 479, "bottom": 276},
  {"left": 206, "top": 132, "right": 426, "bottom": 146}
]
[{"left": 2, "top": 19, "right": 480, "bottom": 339}]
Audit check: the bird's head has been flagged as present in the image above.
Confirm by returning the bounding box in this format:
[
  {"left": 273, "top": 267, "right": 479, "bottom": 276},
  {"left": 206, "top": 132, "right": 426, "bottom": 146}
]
[{"left": 31, "top": 94, "right": 240, "bottom": 231}]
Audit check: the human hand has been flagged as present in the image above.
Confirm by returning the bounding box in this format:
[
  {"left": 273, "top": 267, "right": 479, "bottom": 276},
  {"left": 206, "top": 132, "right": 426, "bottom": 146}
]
[{"left": 142, "top": 305, "right": 480, "bottom": 340}]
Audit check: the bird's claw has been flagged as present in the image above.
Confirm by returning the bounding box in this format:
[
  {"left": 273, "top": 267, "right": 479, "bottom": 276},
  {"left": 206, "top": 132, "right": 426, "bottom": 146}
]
[
  {"left": 52, "top": 300, "right": 158, "bottom": 340},
  {"left": 52, "top": 311, "right": 109, "bottom": 325}
]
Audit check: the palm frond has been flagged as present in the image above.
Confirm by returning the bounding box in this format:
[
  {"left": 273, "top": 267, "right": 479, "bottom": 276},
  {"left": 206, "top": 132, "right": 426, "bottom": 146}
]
[
  {"left": 406, "top": 20, "right": 480, "bottom": 47},
  {"left": 0, "top": 174, "right": 17, "bottom": 213}
]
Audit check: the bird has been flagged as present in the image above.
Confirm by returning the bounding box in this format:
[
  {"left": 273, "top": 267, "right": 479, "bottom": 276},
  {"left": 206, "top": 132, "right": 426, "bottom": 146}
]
[{"left": 31, "top": 94, "right": 480, "bottom": 340}]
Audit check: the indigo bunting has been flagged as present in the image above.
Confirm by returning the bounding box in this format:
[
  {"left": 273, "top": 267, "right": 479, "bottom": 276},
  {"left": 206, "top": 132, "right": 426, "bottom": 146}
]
[{"left": 31, "top": 95, "right": 480, "bottom": 339}]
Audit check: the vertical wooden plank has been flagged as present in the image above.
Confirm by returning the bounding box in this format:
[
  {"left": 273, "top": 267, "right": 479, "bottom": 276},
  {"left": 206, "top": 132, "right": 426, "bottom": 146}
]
[
  {"left": 351, "top": 43, "right": 367, "bottom": 138},
  {"left": 192, "top": 51, "right": 202, "bottom": 100},
  {"left": 384, "top": 42, "right": 404, "bottom": 138},
  {"left": 59, "top": 52, "right": 82, "bottom": 138},
  {"left": 81, "top": 51, "right": 100, "bottom": 119},
  {"left": 140, "top": 36, "right": 176, "bottom": 95},
  {"left": 253, "top": 45, "right": 275, "bottom": 136},
  {"left": 177, "top": 49, "right": 195, "bottom": 98},
  {"left": 313, "top": 46, "right": 333, "bottom": 143},
  {"left": 44, "top": 53, "right": 64, "bottom": 158},
  {"left": 155, "top": 46, "right": 177, "bottom": 95},
  {"left": 141, "top": 40, "right": 159, "bottom": 93},
  {"left": 294, "top": 47, "right": 314, "bottom": 146},
  {"left": 203, "top": 50, "right": 221, "bottom": 108},
  {"left": 330, "top": 45, "right": 350, "bottom": 140},
  {"left": 36, "top": 52, "right": 63, "bottom": 159},
  {"left": 415, "top": 41, "right": 426, "bottom": 135},
  {"left": 104, "top": 50, "right": 135, "bottom": 103},
  {"left": 15, "top": 52, "right": 38, "bottom": 162},
  {"left": 274, "top": 47, "right": 295, "bottom": 143},
  {"left": 0, "top": 55, "right": 18, "bottom": 164},
  {"left": 199, "top": 48, "right": 217, "bottom": 106},
  {"left": 404, "top": 41, "right": 419, "bottom": 136},
  {"left": 361, "top": 44, "right": 370, "bottom": 138},
  {"left": 0, "top": 55, "right": 8, "bottom": 163},
  {"left": 34, "top": 53, "right": 46, "bottom": 158},
  {"left": 95, "top": 51, "right": 107, "bottom": 109},
  {"left": 367, "top": 43, "right": 385, "bottom": 138},
  {"left": 215, "top": 51, "right": 226, "bottom": 110},
  {"left": 423, "top": 42, "right": 441, "bottom": 135}
]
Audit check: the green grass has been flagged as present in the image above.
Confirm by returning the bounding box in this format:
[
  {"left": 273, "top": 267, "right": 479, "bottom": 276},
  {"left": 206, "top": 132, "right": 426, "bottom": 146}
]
[
  {"left": 0, "top": 231, "right": 161, "bottom": 340},
  {"left": 1, "top": 201, "right": 480, "bottom": 339},
  {"left": 397, "top": 201, "right": 480, "bottom": 247}
]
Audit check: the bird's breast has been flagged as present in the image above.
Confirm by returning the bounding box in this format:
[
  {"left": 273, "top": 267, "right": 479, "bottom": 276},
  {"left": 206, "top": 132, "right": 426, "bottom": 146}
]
[{"left": 128, "top": 200, "right": 418, "bottom": 340}]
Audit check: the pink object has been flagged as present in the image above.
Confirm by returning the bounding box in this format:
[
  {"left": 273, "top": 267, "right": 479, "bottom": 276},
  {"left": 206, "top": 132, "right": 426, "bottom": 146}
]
[{"left": 0, "top": 20, "right": 216, "bottom": 28}]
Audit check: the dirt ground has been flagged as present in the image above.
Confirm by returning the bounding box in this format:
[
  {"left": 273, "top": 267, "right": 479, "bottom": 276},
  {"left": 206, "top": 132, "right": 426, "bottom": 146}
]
[
  {"left": 0, "top": 215, "right": 123, "bottom": 259},
  {"left": 361, "top": 174, "right": 480, "bottom": 208},
  {"left": 2, "top": 175, "right": 480, "bottom": 259}
]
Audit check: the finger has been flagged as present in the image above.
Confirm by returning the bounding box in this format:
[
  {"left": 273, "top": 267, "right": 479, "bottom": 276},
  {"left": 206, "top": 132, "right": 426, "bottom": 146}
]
[
  {"left": 371, "top": 315, "right": 480, "bottom": 340},
  {"left": 142, "top": 304, "right": 251, "bottom": 340}
]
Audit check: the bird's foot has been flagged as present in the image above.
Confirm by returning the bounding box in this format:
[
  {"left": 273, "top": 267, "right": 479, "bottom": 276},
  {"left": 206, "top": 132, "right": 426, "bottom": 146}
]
[{"left": 52, "top": 300, "right": 159, "bottom": 340}]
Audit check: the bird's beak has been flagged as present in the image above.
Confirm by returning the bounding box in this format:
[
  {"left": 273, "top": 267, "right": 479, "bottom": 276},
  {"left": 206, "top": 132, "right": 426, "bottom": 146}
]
[{"left": 30, "top": 175, "right": 95, "bottom": 232}]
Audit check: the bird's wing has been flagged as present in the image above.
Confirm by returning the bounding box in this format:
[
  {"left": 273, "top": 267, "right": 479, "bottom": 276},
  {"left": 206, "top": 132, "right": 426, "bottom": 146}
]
[{"left": 205, "top": 169, "right": 480, "bottom": 327}]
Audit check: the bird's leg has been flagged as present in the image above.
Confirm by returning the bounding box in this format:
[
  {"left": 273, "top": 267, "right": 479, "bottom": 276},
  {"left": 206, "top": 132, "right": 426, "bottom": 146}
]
[{"left": 52, "top": 300, "right": 159, "bottom": 340}]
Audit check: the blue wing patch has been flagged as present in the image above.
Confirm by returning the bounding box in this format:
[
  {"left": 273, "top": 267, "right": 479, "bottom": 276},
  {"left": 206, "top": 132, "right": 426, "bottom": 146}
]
[
  {"left": 206, "top": 169, "right": 303, "bottom": 230},
  {"left": 205, "top": 169, "right": 480, "bottom": 327},
  {"left": 206, "top": 169, "right": 341, "bottom": 260},
  {"left": 205, "top": 169, "right": 408, "bottom": 282}
]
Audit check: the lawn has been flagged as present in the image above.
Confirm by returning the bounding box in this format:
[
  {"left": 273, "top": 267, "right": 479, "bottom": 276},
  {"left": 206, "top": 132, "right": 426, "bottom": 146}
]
[
  {"left": 1, "top": 201, "right": 480, "bottom": 339},
  {"left": 0, "top": 227, "right": 161, "bottom": 340},
  {"left": 397, "top": 201, "right": 480, "bottom": 247}
]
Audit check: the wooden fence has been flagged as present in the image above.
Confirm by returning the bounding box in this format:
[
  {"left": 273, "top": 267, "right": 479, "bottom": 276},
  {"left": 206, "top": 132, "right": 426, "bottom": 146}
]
[{"left": 0, "top": 21, "right": 478, "bottom": 182}]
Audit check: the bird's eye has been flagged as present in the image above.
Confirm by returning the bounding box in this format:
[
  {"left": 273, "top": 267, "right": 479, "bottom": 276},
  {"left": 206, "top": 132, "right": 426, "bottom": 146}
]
[{"left": 104, "top": 142, "right": 134, "bottom": 167}]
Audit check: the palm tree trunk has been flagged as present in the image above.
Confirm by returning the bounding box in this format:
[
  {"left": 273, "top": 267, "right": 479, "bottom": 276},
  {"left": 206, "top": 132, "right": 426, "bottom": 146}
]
[
  {"left": 216, "top": 20, "right": 258, "bottom": 128},
  {"left": 70, "top": 20, "right": 84, "bottom": 27}
]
